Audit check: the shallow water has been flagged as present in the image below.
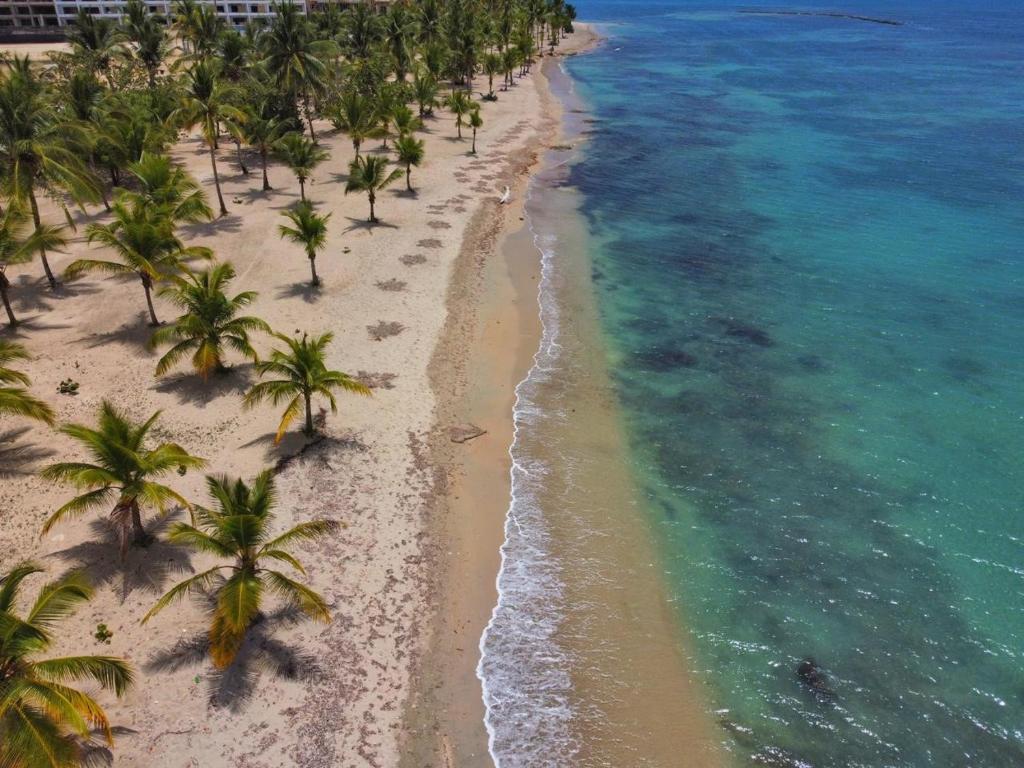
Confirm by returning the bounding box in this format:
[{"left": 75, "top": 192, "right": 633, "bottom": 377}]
[{"left": 556, "top": 1, "right": 1024, "bottom": 765}]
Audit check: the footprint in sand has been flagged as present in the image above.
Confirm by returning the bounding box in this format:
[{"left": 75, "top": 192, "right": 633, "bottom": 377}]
[
  {"left": 428, "top": 221, "right": 452, "bottom": 230},
  {"left": 417, "top": 239, "right": 444, "bottom": 249},
  {"left": 401, "top": 254, "right": 428, "bottom": 265}
]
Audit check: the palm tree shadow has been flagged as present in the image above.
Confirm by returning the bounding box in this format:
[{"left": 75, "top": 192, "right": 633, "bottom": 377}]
[
  {"left": 181, "top": 215, "right": 244, "bottom": 238},
  {"left": 48, "top": 515, "right": 196, "bottom": 603},
  {"left": 0, "top": 426, "right": 55, "bottom": 477},
  {"left": 342, "top": 216, "right": 399, "bottom": 233},
  {"left": 153, "top": 364, "right": 256, "bottom": 406},
  {"left": 391, "top": 188, "right": 418, "bottom": 199},
  {"left": 275, "top": 282, "right": 322, "bottom": 304},
  {"left": 11, "top": 275, "right": 102, "bottom": 315},
  {"left": 76, "top": 321, "right": 156, "bottom": 351},
  {"left": 144, "top": 607, "right": 322, "bottom": 714},
  {"left": 237, "top": 187, "right": 286, "bottom": 204}
]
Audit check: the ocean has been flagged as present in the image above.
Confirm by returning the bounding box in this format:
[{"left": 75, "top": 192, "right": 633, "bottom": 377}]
[{"left": 479, "top": 2, "right": 1024, "bottom": 766}]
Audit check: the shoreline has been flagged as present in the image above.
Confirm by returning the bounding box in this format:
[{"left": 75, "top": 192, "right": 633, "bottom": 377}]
[{"left": 405, "top": 25, "right": 602, "bottom": 767}]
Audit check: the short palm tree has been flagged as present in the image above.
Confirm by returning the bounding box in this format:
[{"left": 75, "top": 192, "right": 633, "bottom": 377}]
[
  {"left": 243, "top": 331, "right": 370, "bottom": 442},
  {"left": 66, "top": 197, "right": 212, "bottom": 326},
  {"left": 273, "top": 132, "right": 329, "bottom": 203},
  {"left": 344, "top": 155, "right": 402, "bottom": 223},
  {"left": 40, "top": 401, "right": 206, "bottom": 554},
  {"left": 390, "top": 105, "right": 421, "bottom": 139},
  {"left": 150, "top": 262, "right": 271, "bottom": 380},
  {"left": 0, "top": 564, "right": 134, "bottom": 768},
  {"left": 0, "top": 340, "right": 55, "bottom": 425},
  {"left": 143, "top": 470, "right": 338, "bottom": 668},
  {"left": 483, "top": 51, "right": 501, "bottom": 97},
  {"left": 469, "top": 107, "right": 483, "bottom": 154},
  {"left": 444, "top": 90, "right": 474, "bottom": 139},
  {"left": 328, "top": 91, "right": 382, "bottom": 157},
  {"left": 122, "top": 152, "right": 213, "bottom": 225},
  {"left": 173, "top": 60, "right": 244, "bottom": 217},
  {"left": 394, "top": 135, "right": 425, "bottom": 192},
  {"left": 242, "top": 110, "right": 288, "bottom": 191},
  {"left": 0, "top": 204, "right": 66, "bottom": 327},
  {"left": 278, "top": 202, "right": 331, "bottom": 287},
  {"left": 412, "top": 71, "right": 439, "bottom": 117}
]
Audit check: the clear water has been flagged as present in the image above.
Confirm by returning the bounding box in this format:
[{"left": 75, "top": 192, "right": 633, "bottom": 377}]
[{"left": 559, "top": 2, "right": 1024, "bottom": 765}]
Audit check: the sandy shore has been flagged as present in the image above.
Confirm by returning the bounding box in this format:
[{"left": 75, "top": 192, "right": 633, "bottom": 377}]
[{"left": 0, "top": 24, "right": 598, "bottom": 767}]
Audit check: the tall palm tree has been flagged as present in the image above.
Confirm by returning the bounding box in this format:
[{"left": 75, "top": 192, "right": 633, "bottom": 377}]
[
  {"left": 344, "top": 154, "right": 402, "bottom": 223},
  {"left": 41, "top": 401, "right": 205, "bottom": 554},
  {"left": 260, "top": 2, "right": 335, "bottom": 141},
  {"left": 444, "top": 90, "right": 474, "bottom": 139},
  {"left": 0, "top": 71, "right": 100, "bottom": 289},
  {"left": 0, "top": 564, "right": 134, "bottom": 768},
  {"left": 394, "top": 134, "right": 425, "bottom": 192},
  {"left": 122, "top": 0, "right": 168, "bottom": 88},
  {"left": 469, "top": 106, "right": 483, "bottom": 154},
  {"left": 173, "top": 60, "right": 244, "bottom": 217},
  {"left": 244, "top": 331, "right": 370, "bottom": 442},
  {"left": 0, "top": 340, "right": 55, "bottom": 425},
  {"left": 273, "top": 132, "right": 329, "bottom": 203},
  {"left": 0, "top": 205, "right": 66, "bottom": 327},
  {"left": 150, "top": 263, "right": 270, "bottom": 380},
  {"left": 143, "top": 470, "right": 337, "bottom": 668},
  {"left": 66, "top": 197, "right": 212, "bottom": 326},
  {"left": 278, "top": 201, "right": 330, "bottom": 287},
  {"left": 66, "top": 10, "right": 126, "bottom": 88},
  {"left": 122, "top": 152, "right": 213, "bottom": 225},
  {"left": 328, "top": 91, "right": 382, "bottom": 157},
  {"left": 483, "top": 51, "right": 501, "bottom": 97},
  {"left": 242, "top": 109, "right": 288, "bottom": 192},
  {"left": 383, "top": 1, "right": 418, "bottom": 81}
]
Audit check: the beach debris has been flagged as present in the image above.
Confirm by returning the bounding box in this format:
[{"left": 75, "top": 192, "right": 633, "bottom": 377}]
[
  {"left": 355, "top": 371, "right": 397, "bottom": 390},
  {"left": 499, "top": 185, "right": 511, "bottom": 204},
  {"left": 58, "top": 378, "right": 80, "bottom": 395},
  {"left": 400, "top": 254, "right": 427, "bottom": 266},
  {"left": 796, "top": 657, "right": 835, "bottom": 701},
  {"left": 367, "top": 321, "right": 405, "bottom": 341},
  {"left": 93, "top": 623, "right": 113, "bottom": 644},
  {"left": 450, "top": 424, "right": 487, "bottom": 443},
  {"left": 376, "top": 279, "right": 407, "bottom": 292}
]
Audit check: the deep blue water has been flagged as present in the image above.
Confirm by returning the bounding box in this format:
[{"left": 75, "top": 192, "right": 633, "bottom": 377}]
[{"left": 564, "top": 2, "right": 1024, "bottom": 765}]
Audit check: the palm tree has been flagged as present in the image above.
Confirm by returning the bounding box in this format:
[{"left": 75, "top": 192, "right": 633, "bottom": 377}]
[
  {"left": 444, "top": 90, "right": 474, "bottom": 139},
  {"left": 273, "top": 132, "right": 329, "bottom": 203},
  {"left": 66, "top": 197, "right": 212, "bottom": 326},
  {"left": 41, "top": 401, "right": 205, "bottom": 554},
  {"left": 412, "top": 71, "right": 440, "bottom": 118},
  {"left": 383, "top": 1, "right": 417, "bottom": 81},
  {"left": 142, "top": 470, "right": 337, "bottom": 668},
  {"left": 0, "top": 564, "right": 134, "bottom": 768},
  {"left": 344, "top": 155, "right": 402, "bottom": 223},
  {"left": 483, "top": 51, "right": 501, "bottom": 97},
  {"left": 242, "top": 109, "right": 288, "bottom": 191},
  {"left": 66, "top": 10, "right": 126, "bottom": 88},
  {"left": 0, "top": 341, "right": 55, "bottom": 425},
  {"left": 390, "top": 105, "right": 421, "bottom": 140},
  {"left": 150, "top": 263, "right": 270, "bottom": 380},
  {"left": 278, "top": 202, "right": 330, "bottom": 287},
  {"left": 173, "top": 60, "right": 244, "bottom": 217},
  {"left": 328, "top": 91, "right": 382, "bottom": 157},
  {"left": 0, "top": 205, "right": 66, "bottom": 327},
  {"left": 394, "top": 135, "right": 425, "bottom": 192},
  {"left": 0, "top": 70, "right": 100, "bottom": 288},
  {"left": 260, "top": 2, "right": 335, "bottom": 141},
  {"left": 244, "top": 331, "right": 370, "bottom": 442},
  {"left": 122, "top": 0, "right": 168, "bottom": 88},
  {"left": 469, "top": 107, "right": 483, "bottom": 154},
  {"left": 122, "top": 152, "right": 213, "bottom": 225}
]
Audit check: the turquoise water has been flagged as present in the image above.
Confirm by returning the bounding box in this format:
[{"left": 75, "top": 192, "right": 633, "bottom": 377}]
[{"left": 564, "top": 3, "right": 1024, "bottom": 765}]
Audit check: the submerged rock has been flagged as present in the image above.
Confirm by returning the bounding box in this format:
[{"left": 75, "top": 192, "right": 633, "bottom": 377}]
[
  {"left": 711, "top": 317, "right": 775, "bottom": 347},
  {"left": 796, "top": 657, "right": 835, "bottom": 701}
]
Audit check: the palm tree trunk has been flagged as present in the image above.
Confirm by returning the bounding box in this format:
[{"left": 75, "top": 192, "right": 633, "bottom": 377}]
[
  {"left": 28, "top": 190, "right": 57, "bottom": 289},
  {"left": 308, "top": 253, "right": 320, "bottom": 286},
  {"left": 302, "top": 87, "right": 317, "bottom": 142},
  {"left": 261, "top": 150, "right": 272, "bottom": 191},
  {"left": 304, "top": 391, "right": 314, "bottom": 435},
  {"left": 209, "top": 144, "right": 228, "bottom": 217},
  {"left": 472, "top": 128, "right": 477, "bottom": 154},
  {"left": 457, "top": 120, "right": 462, "bottom": 139},
  {"left": 235, "top": 140, "right": 249, "bottom": 174},
  {"left": 406, "top": 164, "right": 412, "bottom": 191},
  {"left": 1, "top": 271, "right": 16, "bottom": 327},
  {"left": 299, "top": 177, "right": 306, "bottom": 202},
  {"left": 368, "top": 192, "right": 376, "bottom": 222},
  {"left": 130, "top": 501, "right": 148, "bottom": 546},
  {"left": 141, "top": 274, "right": 159, "bottom": 325}
]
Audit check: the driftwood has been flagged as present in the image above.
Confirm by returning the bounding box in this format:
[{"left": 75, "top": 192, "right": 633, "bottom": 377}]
[{"left": 449, "top": 424, "right": 487, "bottom": 444}]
